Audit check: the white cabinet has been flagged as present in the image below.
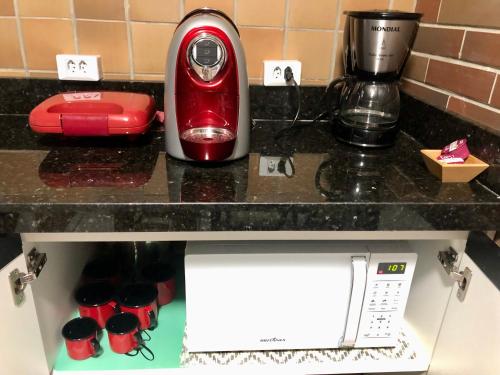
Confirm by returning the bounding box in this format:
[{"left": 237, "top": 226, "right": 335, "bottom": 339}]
[{"left": 0, "top": 231, "right": 497, "bottom": 375}]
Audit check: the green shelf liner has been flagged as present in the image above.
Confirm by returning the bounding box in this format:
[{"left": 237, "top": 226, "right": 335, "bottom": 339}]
[{"left": 54, "top": 267, "right": 186, "bottom": 372}]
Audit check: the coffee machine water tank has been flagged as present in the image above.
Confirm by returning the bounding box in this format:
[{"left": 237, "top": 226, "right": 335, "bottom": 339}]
[{"left": 165, "top": 8, "right": 250, "bottom": 162}]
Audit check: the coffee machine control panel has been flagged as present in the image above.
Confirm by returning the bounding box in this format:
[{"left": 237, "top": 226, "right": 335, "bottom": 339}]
[{"left": 188, "top": 35, "right": 226, "bottom": 81}]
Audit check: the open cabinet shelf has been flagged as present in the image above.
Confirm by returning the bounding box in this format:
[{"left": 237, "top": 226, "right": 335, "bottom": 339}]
[{"left": 52, "top": 264, "right": 430, "bottom": 375}]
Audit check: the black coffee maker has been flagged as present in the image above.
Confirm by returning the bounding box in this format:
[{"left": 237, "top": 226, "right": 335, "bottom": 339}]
[{"left": 330, "top": 11, "right": 421, "bottom": 147}]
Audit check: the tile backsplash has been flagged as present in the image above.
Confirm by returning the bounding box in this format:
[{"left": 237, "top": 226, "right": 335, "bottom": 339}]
[
  {"left": 402, "top": 0, "right": 500, "bottom": 134},
  {"left": 0, "top": 0, "right": 413, "bottom": 84},
  {"left": 0, "top": 0, "right": 498, "bottom": 133}
]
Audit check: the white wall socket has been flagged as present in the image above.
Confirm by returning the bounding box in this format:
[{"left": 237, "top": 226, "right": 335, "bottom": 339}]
[
  {"left": 56, "top": 54, "right": 102, "bottom": 81},
  {"left": 263, "top": 60, "right": 302, "bottom": 86}
]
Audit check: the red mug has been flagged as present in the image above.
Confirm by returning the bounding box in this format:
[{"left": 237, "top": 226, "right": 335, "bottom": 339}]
[
  {"left": 117, "top": 283, "right": 158, "bottom": 330},
  {"left": 82, "top": 258, "right": 121, "bottom": 286},
  {"left": 62, "top": 317, "right": 102, "bottom": 360},
  {"left": 75, "top": 282, "right": 117, "bottom": 329},
  {"left": 142, "top": 264, "right": 176, "bottom": 306},
  {"left": 106, "top": 312, "right": 154, "bottom": 360}
]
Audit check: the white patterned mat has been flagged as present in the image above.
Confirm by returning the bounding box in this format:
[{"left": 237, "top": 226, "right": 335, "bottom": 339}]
[{"left": 180, "top": 329, "right": 417, "bottom": 367}]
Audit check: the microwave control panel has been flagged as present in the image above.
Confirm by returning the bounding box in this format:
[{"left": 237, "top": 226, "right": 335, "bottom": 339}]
[{"left": 355, "top": 253, "right": 417, "bottom": 348}]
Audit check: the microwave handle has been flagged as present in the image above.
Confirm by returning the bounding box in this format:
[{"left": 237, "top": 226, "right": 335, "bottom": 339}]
[{"left": 341, "top": 256, "right": 367, "bottom": 347}]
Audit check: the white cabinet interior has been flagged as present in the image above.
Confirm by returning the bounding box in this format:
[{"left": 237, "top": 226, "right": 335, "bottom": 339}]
[{"left": 1, "top": 231, "right": 485, "bottom": 375}]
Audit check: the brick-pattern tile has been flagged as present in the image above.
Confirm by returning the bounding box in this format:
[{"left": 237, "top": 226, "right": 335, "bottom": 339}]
[
  {"left": 448, "top": 97, "right": 500, "bottom": 134},
  {"left": 426, "top": 60, "right": 496, "bottom": 103},
  {"left": 403, "top": 55, "right": 428, "bottom": 82},
  {"left": 490, "top": 77, "right": 500, "bottom": 109},
  {"left": 461, "top": 32, "right": 500, "bottom": 69},
  {"left": 415, "top": 0, "right": 441, "bottom": 23},
  {"left": 413, "top": 27, "right": 464, "bottom": 58},
  {"left": 438, "top": 0, "right": 500, "bottom": 28},
  {"left": 401, "top": 80, "right": 449, "bottom": 110}
]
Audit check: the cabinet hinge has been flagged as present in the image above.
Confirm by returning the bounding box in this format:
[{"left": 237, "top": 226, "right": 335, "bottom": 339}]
[
  {"left": 438, "top": 247, "right": 472, "bottom": 302},
  {"left": 9, "top": 248, "right": 47, "bottom": 306}
]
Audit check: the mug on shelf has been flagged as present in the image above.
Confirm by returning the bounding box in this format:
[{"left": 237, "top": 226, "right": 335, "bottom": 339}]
[
  {"left": 81, "top": 258, "right": 121, "bottom": 286},
  {"left": 106, "top": 312, "right": 154, "bottom": 361},
  {"left": 75, "top": 282, "right": 117, "bottom": 329},
  {"left": 62, "top": 317, "right": 103, "bottom": 360},
  {"left": 142, "top": 263, "right": 176, "bottom": 306},
  {"left": 117, "top": 283, "right": 159, "bottom": 330}
]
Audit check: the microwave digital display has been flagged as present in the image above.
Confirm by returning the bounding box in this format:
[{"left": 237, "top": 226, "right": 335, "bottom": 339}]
[{"left": 377, "top": 262, "right": 406, "bottom": 274}]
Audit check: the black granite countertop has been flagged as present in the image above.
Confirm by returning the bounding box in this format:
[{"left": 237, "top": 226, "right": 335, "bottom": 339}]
[{"left": 0, "top": 79, "right": 498, "bottom": 232}]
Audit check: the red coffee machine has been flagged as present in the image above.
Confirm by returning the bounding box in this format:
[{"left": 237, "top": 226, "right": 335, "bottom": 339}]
[{"left": 165, "top": 8, "right": 250, "bottom": 162}]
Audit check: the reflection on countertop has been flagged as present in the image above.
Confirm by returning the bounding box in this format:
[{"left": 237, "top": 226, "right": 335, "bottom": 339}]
[{"left": 0, "top": 115, "right": 497, "bottom": 232}]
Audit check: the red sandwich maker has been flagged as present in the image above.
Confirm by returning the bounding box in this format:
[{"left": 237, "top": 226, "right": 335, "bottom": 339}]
[{"left": 29, "top": 92, "right": 156, "bottom": 136}]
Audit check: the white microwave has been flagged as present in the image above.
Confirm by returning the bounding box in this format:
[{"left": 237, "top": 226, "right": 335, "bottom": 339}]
[{"left": 185, "top": 241, "right": 417, "bottom": 352}]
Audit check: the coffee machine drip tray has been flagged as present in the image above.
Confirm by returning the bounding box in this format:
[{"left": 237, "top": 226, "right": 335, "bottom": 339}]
[{"left": 180, "top": 127, "right": 236, "bottom": 161}]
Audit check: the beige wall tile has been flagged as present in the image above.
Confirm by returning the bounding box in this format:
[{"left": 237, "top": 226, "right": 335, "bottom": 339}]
[
  {"left": 0, "top": 0, "right": 15, "bottom": 16},
  {"left": 339, "top": 0, "right": 390, "bottom": 29},
  {"left": 102, "top": 73, "right": 132, "bottom": 80},
  {"left": 288, "top": 0, "right": 338, "bottom": 29},
  {"left": 18, "top": 0, "right": 70, "bottom": 18},
  {"left": 22, "top": 19, "right": 74, "bottom": 70},
  {"left": 129, "top": 0, "right": 180, "bottom": 22},
  {"left": 240, "top": 27, "right": 284, "bottom": 78},
  {"left": 237, "top": 0, "right": 286, "bottom": 27},
  {"left": 286, "top": 30, "right": 334, "bottom": 80},
  {"left": 29, "top": 71, "right": 58, "bottom": 78},
  {"left": 301, "top": 79, "right": 330, "bottom": 86},
  {"left": 132, "top": 22, "right": 176, "bottom": 74},
  {"left": 0, "top": 19, "right": 23, "bottom": 69},
  {"left": 134, "top": 74, "right": 165, "bottom": 82},
  {"left": 0, "top": 69, "right": 26, "bottom": 77},
  {"left": 78, "top": 21, "right": 129, "bottom": 73},
  {"left": 184, "top": 0, "right": 234, "bottom": 19},
  {"left": 75, "top": 0, "right": 125, "bottom": 20},
  {"left": 333, "top": 32, "right": 344, "bottom": 78},
  {"left": 391, "top": 0, "right": 415, "bottom": 11}
]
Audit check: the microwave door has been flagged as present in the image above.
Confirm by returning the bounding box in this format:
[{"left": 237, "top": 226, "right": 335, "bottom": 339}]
[{"left": 341, "top": 256, "right": 368, "bottom": 347}]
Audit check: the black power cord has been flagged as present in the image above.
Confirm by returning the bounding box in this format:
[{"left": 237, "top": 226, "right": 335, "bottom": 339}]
[{"left": 272, "top": 66, "right": 301, "bottom": 178}]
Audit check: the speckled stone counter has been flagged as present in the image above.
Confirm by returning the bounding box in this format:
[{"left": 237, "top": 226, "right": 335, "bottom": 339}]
[{"left": 0, "top": 79, "right": 498, "bottom": 232}]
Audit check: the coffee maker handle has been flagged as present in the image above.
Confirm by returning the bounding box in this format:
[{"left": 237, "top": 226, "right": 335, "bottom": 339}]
[{"left": 324, "top": 76, "right": 349, "bottom": 116}]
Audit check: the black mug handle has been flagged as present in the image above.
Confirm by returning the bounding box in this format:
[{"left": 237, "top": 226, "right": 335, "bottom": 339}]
[
  {"left": 147, "top": 310, "right": 158, "bottom": 331},
  {"left": 131, "top": 331, "right": 154, "bottom": 361},
  {"left": 91, "top": 338, "right": 103, "bottom": 358},
  {"left": 141, "top": 329, "right": 151, "bottom": 342}
]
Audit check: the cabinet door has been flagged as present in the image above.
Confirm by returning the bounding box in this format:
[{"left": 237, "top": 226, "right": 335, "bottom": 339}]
[
  {"left": 427, "top": 252, "right": 500, "bottom": 375},
  {"left": 0, "top": 237, "right": 50, "bottom": 375}
]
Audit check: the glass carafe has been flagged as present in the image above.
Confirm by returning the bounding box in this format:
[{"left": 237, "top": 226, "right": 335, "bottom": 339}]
[{"left": 339, "top": 81, "right": 400, "bottom": 130}]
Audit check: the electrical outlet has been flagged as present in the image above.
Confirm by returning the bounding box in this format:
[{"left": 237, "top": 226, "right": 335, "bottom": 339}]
[
  {"left": 56, "top": 54, "right": 102, "bottom": 81},
  {"left": 258, "top": 156, "right": 294, "bottom": 176},
  {"left": 263, "top": 60, "right": 302, "bottom": 86}
]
